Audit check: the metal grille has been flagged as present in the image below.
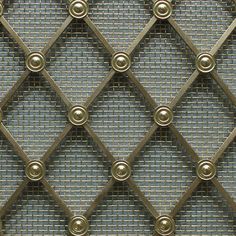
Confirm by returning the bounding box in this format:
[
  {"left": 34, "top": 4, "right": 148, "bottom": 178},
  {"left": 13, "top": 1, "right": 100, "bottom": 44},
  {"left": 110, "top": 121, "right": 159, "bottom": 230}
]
[{"left": 0, "top": 0, "right": 235, "bottom": 235}]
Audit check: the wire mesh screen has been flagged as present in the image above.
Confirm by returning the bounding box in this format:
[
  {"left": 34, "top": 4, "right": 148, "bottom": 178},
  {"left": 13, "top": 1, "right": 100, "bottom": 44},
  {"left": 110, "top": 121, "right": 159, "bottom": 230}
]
[{"left": 0, "top": 0, "right": 235, "bottom": 235}]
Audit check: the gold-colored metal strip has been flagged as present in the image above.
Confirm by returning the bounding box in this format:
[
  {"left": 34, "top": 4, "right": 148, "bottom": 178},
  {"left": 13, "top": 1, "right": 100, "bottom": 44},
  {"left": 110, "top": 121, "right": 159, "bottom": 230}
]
[
  {"left": 83, "top": 123, "right": 116, "bottom": 163},
  {"left": 83, "top": 178, "right": 115, "bottom": 219},
  {"left": 41, "top": 178, "right": 74, "bottom": 218},
  {"left": 211, "top": 128, "right": 236, "bottom": 164},
  {"left": 127, "top": 178, "right": 159, "bottom": 219},
  {"left": 211, "top": 177, "right": 236, "bottom": 213},
  {"left": 0, "top": 124, "right": 30, "bottom": 164},
  {"left": 41, "top": 123, "right": 74, "bottom": 163}
]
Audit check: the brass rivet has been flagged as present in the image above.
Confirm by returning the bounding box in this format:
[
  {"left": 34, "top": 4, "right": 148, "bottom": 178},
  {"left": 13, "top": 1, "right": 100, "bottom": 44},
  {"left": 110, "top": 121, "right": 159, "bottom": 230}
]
[
  {"left": 68, "top": 106, "right": 88, "bottom": 126},
  {"left": 68, "top": 216, "right": 89, "bottom": 236},
  {"left": 155, "top": 215, "right": 175, "bottom": 236},
  {"left": 197, "top": 160, "right": 216, "bottom": 181},
  {"left": 153, "top": 0, "right": 172, "bottom": 20},
  {"left": 0, "top": 3, "right": 4, "bottom": 16},
  {"left": 111, "top": 160, "right": 131, "bottom": 182},
  {"left": 25, "top": 161, "right": 45, "bottom": 181},
  {"left": 111, "top": 52, "right": 131, "bottom": 73},
  {"left": 26, "top": 52, "right": 45, "bottom": 72},
  {"left": 196, "top": 53, "right": 215, "bottom": 73},
  {"left": 69, "top": 0, "right": 88, "bottom": 19},
  {"left": 154, "top": 106, "right": 173, "bottom": 127}
]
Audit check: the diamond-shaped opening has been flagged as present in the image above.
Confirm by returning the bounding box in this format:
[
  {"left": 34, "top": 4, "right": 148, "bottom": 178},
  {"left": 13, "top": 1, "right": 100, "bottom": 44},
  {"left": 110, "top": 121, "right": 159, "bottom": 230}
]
[
  {"left": 2, "top": 74, "right": 67, "bottom": 160},
  {"left": 0, "top": 135, "right": 24, "bottom": 206},
  {"left": 90, "top": 182, "right": 154, "bottom": 235},
  {"left": 89, "top": 0, "right": 152, "bottom": 51},
  {"left": 173, "top": 0, "right": 235, "bottom": 51},
  {"left": 216, "top": 30, "right": 236, "bottom": 97},
  {"left": 218, "top": 139, "right": 236, "bottom": 201},
  {"left": 0, "top": 26, "right": 25, "bottom": 101},
  {"left": 47, "top": 127, "right": 110, "bottom": 216},
  {"left": 89, "top": 74, "right": 152, "bottom": 159},
  {"left": 47, "top": 20, "right": 110, "bottom": 105},
  {"left": 174, "top": 75, "right": 236, "bottom": 159},
  {"left": 133, "top": 127, "right": 196, "bottom": 214},
  {"left": 4, "top": 0, "right": 68, "bottom": 51},
  {"left": 133, "top": 21, "right": 195, "bottom": 105},
  {"left": 2, "top": 182, "right": 67, "bottom": 235},
  {"left": 175, "top": 181, "right": 236, "bottom": 235}
]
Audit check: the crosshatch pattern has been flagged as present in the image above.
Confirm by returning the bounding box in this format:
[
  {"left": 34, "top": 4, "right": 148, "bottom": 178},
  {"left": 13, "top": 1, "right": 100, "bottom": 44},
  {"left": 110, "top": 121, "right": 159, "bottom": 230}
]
[{"left": 0, "top": 0, "right": 235, "bottom": 235}]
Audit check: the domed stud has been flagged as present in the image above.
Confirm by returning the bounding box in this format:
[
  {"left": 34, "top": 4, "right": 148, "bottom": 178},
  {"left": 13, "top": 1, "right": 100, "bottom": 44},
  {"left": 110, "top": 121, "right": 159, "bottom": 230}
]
[
  {"left": 69, "top": 0, "right": 88, "bottom": 19},
  {"left": 196, "top": 53, "right": 215, "bottom": 73},
  {"left": 155, "top": 215, "right": 175, "bottom": 236},
  {"left": 153, "top": 0, "right": 172, "bottom": 20},
  {"left": 111, "top": 160, "right": 131, "bottom": 182},
  {"left": 196, "top": 160, "right": 216, "bottom": 181},
  {"left": 111, "top": 52, "right": 131, "bottom": 73},
  {"left": 0, "top": 3, "right": 4, "bottom": 16},
  {"left": 26, "top": 52, "right": 45, "bottom": 72},
  {"left": 154, "top": 106, "right": 173, "bottom": 127},
  {"left": 68, "top": 216, "right": 89, "bottom": 236},
  {"left": 68, "top": 106, "right": 88, "bottom": 126},
  {"left": 25, "top": 161, "right": 45, "bottom": 181}
]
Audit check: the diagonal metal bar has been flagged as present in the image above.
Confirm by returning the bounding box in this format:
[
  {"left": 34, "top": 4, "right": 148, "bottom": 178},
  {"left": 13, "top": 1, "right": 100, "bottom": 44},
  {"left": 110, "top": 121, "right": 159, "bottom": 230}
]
[
  {"left": 83, "top": 123, "right": 116, "bottom": 163},
  {"left": 40, "top": 69, "right": 73, "bottom": 108},
  {"left": 0, "top": 17, "right": 31, "bottom": 55},
  {"left": 0, "top": 178, "right": 29, "bottom": 218},
  {"left": 170, "top": 177, "right": 202, "bottom": 217},
  {"left": 210, "top": 18, "right": 236, "bottom": 56},
  {"left": 211, "top": 128, "right": 236, "bottom": 164},
  {"left": 0, "top": 124, "right": 30, "bottom": 164},
  {"left": 83, "top": 16, "right": 115, "bottom": 55},
  {"left": 211, "top": 177, "right": 236, "bottom": 213},
  {"left": 41, "top": 178, "right": 74, "bottom": 218},
  {"left": 169, "top": 69, "right": 200, "bottom": 109},
  {"left": 0, "top": 69, "right": 31, "bottom": 109},
  {"left": 83, "top": 178, "right": 115, "bottom": 219},
  {"left": 126, "top": 16, "right": 157, "bottom": 55},
  {"left": 210, "top": 70, "right": 236, "bottom": 106},
  {"left": 83, "top": 69, "right": 116, "bottom": 108},
  {"left": 168, "top": 17, "right": 199, "bottom": 56},
  {"left": 41, "top": 123, "right": 74, "bottom": 163},
  {"left": 127, "top": 123, "right": 158, "bottom": 164},
  {"left": 41, "top": 15, "right": 74, "bottom": 55},
  {"left": 169, "top": 123, "right": 200, "bottom": 162},
  {"left": 127, "top": 178, "right": 159, "bottom": 219},
  {"left": 126, "top": 69, "right": 158, "bottom": 109}
]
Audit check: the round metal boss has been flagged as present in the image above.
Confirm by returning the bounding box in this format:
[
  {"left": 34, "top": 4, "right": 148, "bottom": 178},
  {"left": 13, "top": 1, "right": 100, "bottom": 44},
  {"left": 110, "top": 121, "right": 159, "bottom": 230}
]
[
  {"left": 153, "top": 0, "right": 172, "bottom": 20},
  {"left": 25, "top": 161, "right": 45, "bottom": 181},
  {"left": 68, "top": 216, "right": 89, "bottom": 236},
  {"left": 196, "top": 53, "right": 215, "bottom": 73},
  {"left": 69, "top": 0, "right": 88, "bottom": 19},
  {"left": 155, "top": 215, "right": 175, "bottom": 236},
  {"left": 111, "top": 161, "right": 131, "bottom": 181},
  {"left": 0, "top": 3, "right": 4, "bottom": 16},
  {"left": 197, "top": 160, "right": 216, "bottom": 181},
  {"left": 26, "top": 52, "right": 45, "bottom": 72},
  {"left": 68, "top": 106, "right": 88, "bottom": 126},
  {"left": 154, "top": 106, "right": 173, "bottom": 126},
  {"left": 111, "top": 52, "right": 131, "bottom": 73}
]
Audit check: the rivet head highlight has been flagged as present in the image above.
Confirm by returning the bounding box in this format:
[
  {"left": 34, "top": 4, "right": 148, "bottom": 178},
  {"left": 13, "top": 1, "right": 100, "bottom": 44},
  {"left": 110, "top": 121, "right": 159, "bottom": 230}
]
[
  {"left": 111, "top": 161, "right": 131, "bottom": 182},
  {"left": 153, "top": 0, "right": 172, "bottom": 20},
  {"left": 26, "top": 52, "right": 45, "bottom": 72},
  {"left": 25, "top": 161, "right": 45, "bottom": 181},
  {"left": 197, "top": 160, "right": 216, "bottom": 181},
  {"left": 111, "top": 52, "right": 131, "bottom": 73},
  {"left": 0, "top": 3, "right": 4, "bottom": 16},
  {"left": 68, "top": 216, "right": 89, "bottom": 236},
  {"left": 69, "top": 0, "right": 88, "bottom": 19},
  {"left": 155, "top": 215, "right": 175, "bottom": 236},
  {"left": 196, "top": 53, "right": 215, "bottom": 73},
  {"left": 68, "top": 106, "right": 88, "bottom": 126},
  {"left": 154, "top": 106, "right": 173, "bottom": 127}
]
